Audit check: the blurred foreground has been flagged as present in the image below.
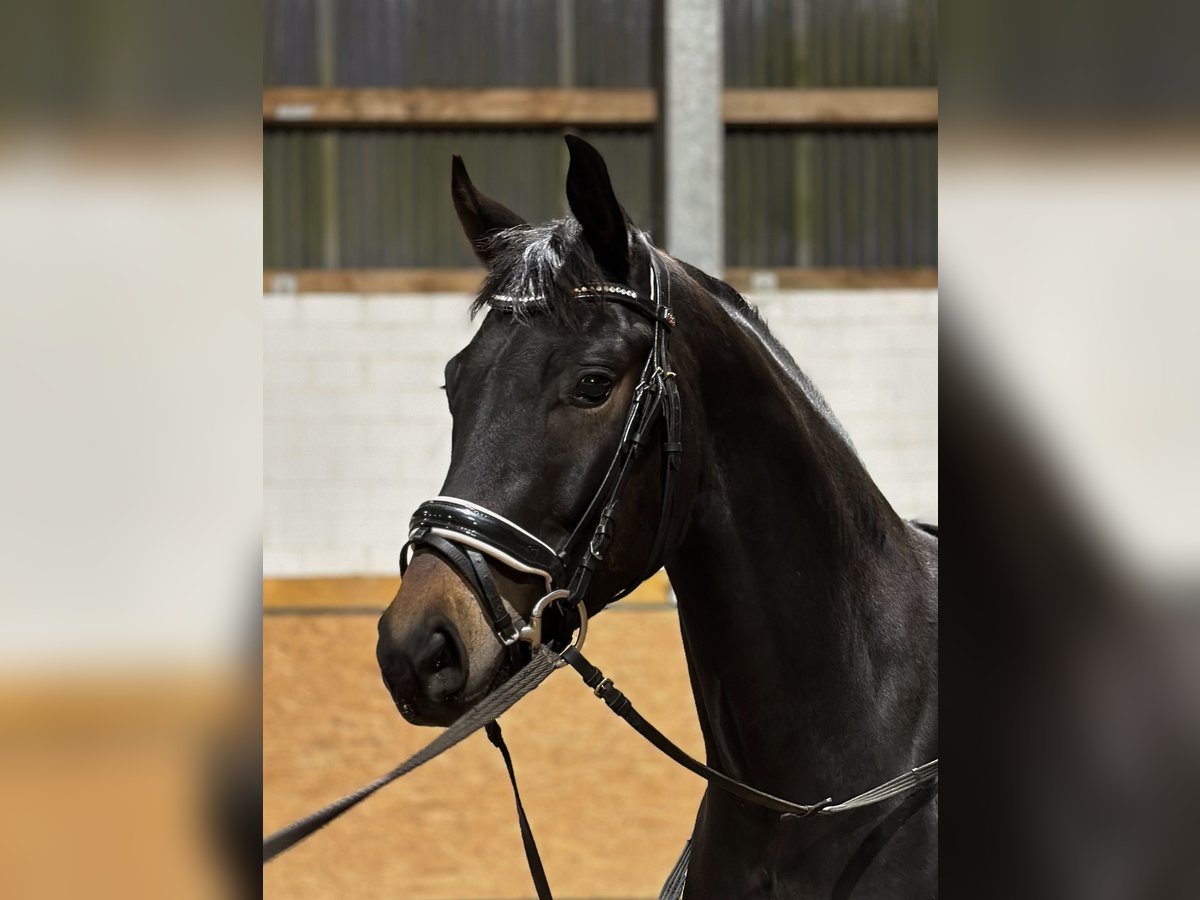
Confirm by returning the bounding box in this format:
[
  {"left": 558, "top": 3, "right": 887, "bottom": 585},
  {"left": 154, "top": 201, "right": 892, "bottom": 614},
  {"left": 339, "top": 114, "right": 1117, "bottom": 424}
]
[{"left": 0, "top": 4, "right": 261, "bottom": 896}]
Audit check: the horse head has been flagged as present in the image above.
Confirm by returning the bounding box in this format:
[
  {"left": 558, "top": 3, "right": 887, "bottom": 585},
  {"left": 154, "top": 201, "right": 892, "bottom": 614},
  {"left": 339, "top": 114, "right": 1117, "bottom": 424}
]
[{"left": 377, "top": 136, "right": 692, "bottom": 725}]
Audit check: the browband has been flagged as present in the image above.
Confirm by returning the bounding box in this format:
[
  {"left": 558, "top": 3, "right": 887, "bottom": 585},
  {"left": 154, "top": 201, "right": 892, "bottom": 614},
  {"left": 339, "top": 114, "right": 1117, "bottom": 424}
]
[{"left": 487, "top": 283, "right": 676, "bottom": 329}]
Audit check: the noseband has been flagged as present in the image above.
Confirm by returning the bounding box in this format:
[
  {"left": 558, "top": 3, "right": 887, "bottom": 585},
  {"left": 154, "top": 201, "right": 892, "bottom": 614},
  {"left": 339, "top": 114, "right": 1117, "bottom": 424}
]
[{"left": 400, "top": 251, "right": 682, "bottom": 653}]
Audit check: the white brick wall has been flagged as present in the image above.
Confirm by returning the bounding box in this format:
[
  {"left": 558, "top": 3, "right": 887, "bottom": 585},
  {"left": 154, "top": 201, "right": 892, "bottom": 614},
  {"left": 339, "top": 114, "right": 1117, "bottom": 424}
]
[
  {"left": 264, "top": 290, "right": 938, "bottom": 576},
  {"left": 749, "top": 291, "right": 938, "bottom": 523}
]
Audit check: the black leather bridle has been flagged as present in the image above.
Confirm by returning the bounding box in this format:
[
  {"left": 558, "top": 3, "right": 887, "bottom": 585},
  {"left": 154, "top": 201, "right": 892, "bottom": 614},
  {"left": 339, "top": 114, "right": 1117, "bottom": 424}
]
[{"left": 400, "top": 248, "right": 681, "bottom": 656}]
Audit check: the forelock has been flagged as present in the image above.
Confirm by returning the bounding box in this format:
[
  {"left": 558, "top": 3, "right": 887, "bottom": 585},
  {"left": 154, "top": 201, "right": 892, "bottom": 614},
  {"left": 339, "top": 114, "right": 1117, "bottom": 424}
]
[{"left": 471, "top": 218, "right": 608, "bottom": 321}]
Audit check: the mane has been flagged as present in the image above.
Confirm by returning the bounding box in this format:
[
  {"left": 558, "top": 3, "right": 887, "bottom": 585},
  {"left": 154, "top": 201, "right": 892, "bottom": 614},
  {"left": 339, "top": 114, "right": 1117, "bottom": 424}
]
[{"left": 676, "top": 260, "right": 855, "bottom": 451}]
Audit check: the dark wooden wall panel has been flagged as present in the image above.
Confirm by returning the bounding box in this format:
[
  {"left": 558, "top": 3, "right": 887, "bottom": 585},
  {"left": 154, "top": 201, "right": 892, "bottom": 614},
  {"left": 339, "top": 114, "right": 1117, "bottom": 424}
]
[{"left": 265, "top": 128, "right": 656, "bottom": 270}]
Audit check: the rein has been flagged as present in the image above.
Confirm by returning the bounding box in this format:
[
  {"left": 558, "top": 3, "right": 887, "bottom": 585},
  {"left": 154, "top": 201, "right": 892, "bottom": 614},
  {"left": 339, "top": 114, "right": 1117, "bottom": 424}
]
[
  {"left": 263, "top": 251, "right": 939, "bottom": 897},
  {"left": 263, "top": 638, "right": 940, "bottom": 896}
]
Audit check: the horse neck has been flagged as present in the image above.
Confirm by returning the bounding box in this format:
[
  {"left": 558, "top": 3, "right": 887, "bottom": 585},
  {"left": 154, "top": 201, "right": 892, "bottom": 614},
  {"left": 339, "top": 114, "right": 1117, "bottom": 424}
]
[{"left": 665, "top": 284, "right": 930, "bottom": 799}]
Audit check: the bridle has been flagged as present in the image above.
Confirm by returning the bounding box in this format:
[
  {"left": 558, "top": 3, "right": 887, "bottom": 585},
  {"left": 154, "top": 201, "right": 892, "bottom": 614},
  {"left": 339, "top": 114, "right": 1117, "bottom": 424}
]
[
  {"left": 400, "top": 247, "right": 681, "bottom": 657},
  {"left": 264, "top": 246, "right": 938, "bottom": 899}
]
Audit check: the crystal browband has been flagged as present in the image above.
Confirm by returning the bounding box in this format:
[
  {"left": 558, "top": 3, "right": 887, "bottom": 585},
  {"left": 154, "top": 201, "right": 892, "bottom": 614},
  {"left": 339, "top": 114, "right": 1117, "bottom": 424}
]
[{"left": 487, "top": 282, "right": 673, "bottom": 329}]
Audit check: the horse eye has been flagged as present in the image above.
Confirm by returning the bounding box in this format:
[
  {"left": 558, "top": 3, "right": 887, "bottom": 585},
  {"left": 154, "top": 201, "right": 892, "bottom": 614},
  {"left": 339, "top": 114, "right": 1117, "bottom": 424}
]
[{"left": 572, "top": 373, "right": 613, "bottom": 406}]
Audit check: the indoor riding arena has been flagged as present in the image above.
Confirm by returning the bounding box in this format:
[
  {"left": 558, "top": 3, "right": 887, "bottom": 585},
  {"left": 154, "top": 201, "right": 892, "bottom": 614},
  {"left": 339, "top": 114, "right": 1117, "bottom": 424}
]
[{"left": 263, "top": 1, "right": 937, "bottom": 897}]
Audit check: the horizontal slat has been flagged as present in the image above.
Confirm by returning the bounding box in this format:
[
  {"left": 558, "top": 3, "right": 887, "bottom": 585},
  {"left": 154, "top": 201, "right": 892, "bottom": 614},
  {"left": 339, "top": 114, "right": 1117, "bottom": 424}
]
[
  {"left": 724, "top": 267, "right": 938, "bottom": 290},
  {"left": 264, "top": 268, "right": 484, "bottom": 294},
  {"left": 263, "top": 88, "right": 656, "bottom": 126},
  {"left": 263, "top": 88, "right": 937, "bottom": 127},
  {"left": 263, "top": 577, "right": 398, "bottom": 610},
  {"left": 724, "top": 89, "right": 938, "bottom": 126},
  {"left": 265, "top": 268, "right": 937, "bottom": 294},
  {"left": 263, "top": 572, "right": 673, "bottom": 611}
]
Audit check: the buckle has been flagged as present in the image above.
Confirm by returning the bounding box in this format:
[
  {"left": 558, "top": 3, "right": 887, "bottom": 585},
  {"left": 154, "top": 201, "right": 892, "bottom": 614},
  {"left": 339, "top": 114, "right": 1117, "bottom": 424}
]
[
  {"left": 589, "top": 531, "right": 608, "bottom": 561},
  {"left": 497, "top": 623, "right": 523, "bottom": 648},
  {"left": 594, "top": 676, "right": 613, "bottom": 698}
]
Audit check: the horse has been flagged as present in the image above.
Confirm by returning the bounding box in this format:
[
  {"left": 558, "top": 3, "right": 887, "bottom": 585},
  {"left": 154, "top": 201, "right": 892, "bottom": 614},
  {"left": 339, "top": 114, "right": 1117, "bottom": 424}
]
[{"left": 375, "top": 135, "right": 938, "bottom": 898}]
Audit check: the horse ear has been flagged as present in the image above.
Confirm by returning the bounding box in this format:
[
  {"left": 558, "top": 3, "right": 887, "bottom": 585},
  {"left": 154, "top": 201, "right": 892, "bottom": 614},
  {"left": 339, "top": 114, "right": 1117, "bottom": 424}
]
[
  {"left": 564, "top": 134, "right": 631, "bottom": 281},
  {"left": 451, "top": 155, "right": 526, "bottom": 265}
]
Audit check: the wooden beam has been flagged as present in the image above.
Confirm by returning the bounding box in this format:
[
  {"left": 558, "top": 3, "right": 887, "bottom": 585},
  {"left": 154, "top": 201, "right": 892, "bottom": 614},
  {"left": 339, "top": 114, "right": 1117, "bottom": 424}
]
[
  {"left": 263, "top": 572, "right": 672, "bottom": 611},
  {"left": 263, "top": 87, "right": 936, "bottom": 128},
  {"left": 724, "top": 89, "right": 937, "bottom": 126},
  {"left": 724, "top": 267, "right": 938, "bottom": 290},
  {"left": 263, "top": 88, "right": 657, "bottom": 126},
  {"left": 0, "top": 678, "right": 231, "bottom": 732},
  {"left": 266, "top": 267, "right": 937, "bottom": 294},
  {"left": 263, "top": 577, "right": 398, "bottom": 611},
  {"left": 264, "top": 268, "right": 485, "bottom": 294}
]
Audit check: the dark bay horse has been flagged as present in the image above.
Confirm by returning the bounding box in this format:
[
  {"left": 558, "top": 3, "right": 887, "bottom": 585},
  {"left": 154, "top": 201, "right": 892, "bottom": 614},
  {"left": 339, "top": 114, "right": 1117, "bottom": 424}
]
[{"left": 376, "top": 136, "right": 938, "bottom": 898}]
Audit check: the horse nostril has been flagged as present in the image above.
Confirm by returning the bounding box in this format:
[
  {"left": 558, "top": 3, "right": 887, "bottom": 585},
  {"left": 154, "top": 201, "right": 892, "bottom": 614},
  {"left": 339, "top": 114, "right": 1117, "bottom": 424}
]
[
  {"left": 416, "top": 624, "right": 467, "bottom": 703},
  {"left": 426, "top": 631, "right": 452, "bottom": 671},
  {"left": 377, "top": 614, "right": 469, "bottom": 722},
  {"left": 427, "top": 633, "right": 451, "bottom": 672}
]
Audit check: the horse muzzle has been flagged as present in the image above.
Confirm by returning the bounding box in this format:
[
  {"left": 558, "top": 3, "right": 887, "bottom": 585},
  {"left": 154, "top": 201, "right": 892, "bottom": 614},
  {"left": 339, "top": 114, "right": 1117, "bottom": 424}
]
[{"left": 377, "top": 610, "right": 471, "bottom": 726}]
